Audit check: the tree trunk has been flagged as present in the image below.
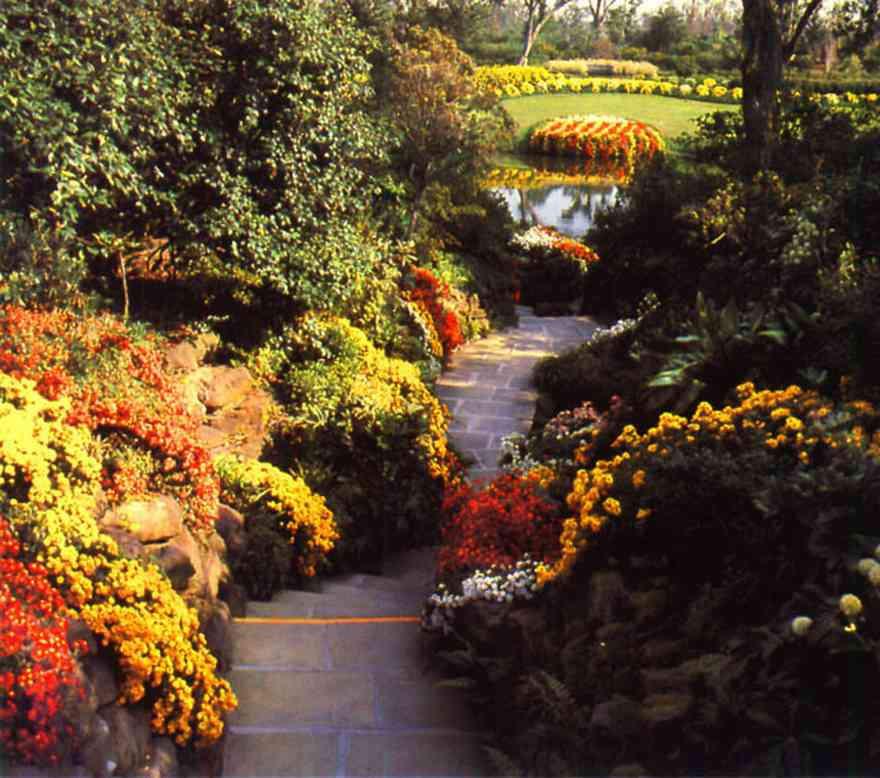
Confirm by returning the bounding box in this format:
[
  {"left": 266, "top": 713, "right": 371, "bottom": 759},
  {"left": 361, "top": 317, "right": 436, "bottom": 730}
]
[
  {"left": 519, "top": 16, "right": 540, "bottom": 65},
  {"left": 741, "top": 0, "right": 785, "bottom": 172}
]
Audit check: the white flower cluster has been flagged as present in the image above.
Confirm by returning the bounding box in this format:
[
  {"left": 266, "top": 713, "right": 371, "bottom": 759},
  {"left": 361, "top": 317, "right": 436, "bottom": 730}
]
[
  {"left": 587, "top": 317, "right": 638, "bottom": 348},
  {"left": 511, "top": 225, "right": 556, "bottom": 253},
  {"left": 422, "top": 556, "right": 541, "bottom": 634},
  {"left": 499, "top": 432, "right": 545, "bottom": 473}
]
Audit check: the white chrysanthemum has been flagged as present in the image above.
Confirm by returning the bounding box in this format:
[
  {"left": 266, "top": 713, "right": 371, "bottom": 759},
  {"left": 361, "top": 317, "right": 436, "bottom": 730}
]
[{"left": 791, "top": 616, "right": 813, "bottom": 637}]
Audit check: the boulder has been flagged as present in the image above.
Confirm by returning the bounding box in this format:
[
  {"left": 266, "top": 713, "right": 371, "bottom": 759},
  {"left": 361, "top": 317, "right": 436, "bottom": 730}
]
[
  {"left": 102, "top": 526, "right": 148, "bottom": 562},
  {"left": 97, "top": 704, "right": 151, "bottom": 776},
  {"left": 197, "top": 366, "right": 253, "bottom": 412},
  {"left": 164, "top": 341, "right": 200, "bottom": 373},
  {"left": 82, "top": 656, "right": 121, "bottom": 707},
  {"left": 216, "top": 503, "right": 247, "bottom": 558},
  {"left": 219, "top": 580, "right": 249, "bottom": 618},
  {"left": 199, "top": 600, "right": 233, "bottom": 672},
  {"left": 134, "top": 737, "right": 179, "bottom": 778},
  {"left": 67, "top": 618, "right": 99, "bottom": 655},
  {"left": 147, "top": 531, "right": 202, "bottom": 592},
  {"left": 198, "top": 545, "right": 229, "bottom": 601},
  {"left": 80, "top": 714, "right": 115, "bottom": 778},
  {"left": 103, "top": 496, "right": 185, "bottom": 544}
]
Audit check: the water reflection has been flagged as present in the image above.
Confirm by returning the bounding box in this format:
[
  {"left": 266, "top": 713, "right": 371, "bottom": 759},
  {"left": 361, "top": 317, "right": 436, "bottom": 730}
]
[
  {"left": 497, "top": 184, "right": 619, "bottom": 238},
  {"left": 486, "top": 156, "right": 625, "bottom": 238}
]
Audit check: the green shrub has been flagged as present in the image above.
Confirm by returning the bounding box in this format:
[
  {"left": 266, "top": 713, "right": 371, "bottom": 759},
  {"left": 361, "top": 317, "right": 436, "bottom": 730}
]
[{"left": 0, "top": 0, "right": 390, "bottom": 311}]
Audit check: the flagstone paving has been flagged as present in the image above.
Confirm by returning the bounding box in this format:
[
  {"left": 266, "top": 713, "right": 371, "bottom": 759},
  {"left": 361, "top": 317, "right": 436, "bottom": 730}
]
[
  {"left": 223, "top": 308, "right": 597, "bottom": 778},
  {"left": 437, "top": 306, "right": 598, "bottom": 482}
]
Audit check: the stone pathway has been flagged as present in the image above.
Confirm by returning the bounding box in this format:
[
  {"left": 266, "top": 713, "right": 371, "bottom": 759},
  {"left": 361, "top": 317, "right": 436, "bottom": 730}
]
[
  {"left": 223, "top": 308, "right": 597, "bottom": 778},
  {"left": 437, "top": 307, "right": 598, "bottom": 481}
]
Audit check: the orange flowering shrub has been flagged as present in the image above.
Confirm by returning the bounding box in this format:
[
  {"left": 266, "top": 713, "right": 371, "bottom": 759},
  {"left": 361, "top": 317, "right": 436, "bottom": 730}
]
[
  {"left": 403, "top": 267, "right": 463, "bottom": 360},
  {"left": 0, "top": 373, "right": 236, "bottom": 750},
  {"left": 0, "top": 305, "right": 219, "bottom": 532},
  {"left": 438, "top": 470, "right": 564, "bottom": 576},
  {"left": 0, "top": 518, "right": 87, "bottom": 767},
  {"left": 529, "top": 115, "right": 665, "bottom": 178}
]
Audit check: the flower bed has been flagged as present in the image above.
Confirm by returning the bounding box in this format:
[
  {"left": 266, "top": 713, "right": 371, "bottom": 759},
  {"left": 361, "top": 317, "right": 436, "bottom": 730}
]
[
  {"left": 437, "top": 470, "right": 564, "bottom": 576},
  {"left": 476, "top": 65, "right": 880, "bottom": 107},
  {"left": 528, "top": 115, "right": 665, "bottom": 174},
  {"left": 0, "top": 372, "right": 236, "bottom": 756},
  {"left": 483, "top": 158, "right": 630, "bottom": 189}
]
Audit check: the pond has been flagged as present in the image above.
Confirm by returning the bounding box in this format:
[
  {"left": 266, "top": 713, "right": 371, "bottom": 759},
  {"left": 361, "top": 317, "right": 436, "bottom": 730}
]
[{"left": 486, "top": 156, "right": 625, "bottom": 239}]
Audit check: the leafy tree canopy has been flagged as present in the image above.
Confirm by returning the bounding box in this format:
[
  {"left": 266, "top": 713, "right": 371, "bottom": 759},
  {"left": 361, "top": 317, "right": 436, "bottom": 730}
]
[{"left": 0, "top": 0, "right": 391, "bottom": 311}]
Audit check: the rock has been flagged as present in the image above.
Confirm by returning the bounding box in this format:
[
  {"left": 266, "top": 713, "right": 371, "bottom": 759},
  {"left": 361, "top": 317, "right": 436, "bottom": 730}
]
[
  {"left": 82, "top": 656, "right": 120, "bottom": 707},
  {"left": 179, "top": 377, "right": 207, "bottom": 422},
  {"left": 630, "top": 589, "right": 669, "bottom": 627},
  {"left": 102, "top": 526, "right": 148, "bottom": 561},
  {"left": 198, "top": 545, "right": 229, "bottom": 600},
  {"left": 641, "top": 692, "right": 693, "bottom": 728},
  {"left": 200, "top": 600, "right": 233, "bottom": 672},
  {"left": 639, "top": 638, "right": 687, "bottom": 667},
  {"left": 219, "top": 581, "right": 248, "bottom": 617},
  {"left": 67, "top": 618, "right": 98, "bottom": 655},
  {"left": 610, "top": 764, "right": 650, "bottom": 777},
  {"left": 216, "top": 504, "right": 246, "bottom": 558},
  {"left": 98, "top": 704, "right": 151, "bottom": 776},
  {"left": 134, "top": 737, "right": 179, "bottom": 778},
  {"left": 197, "top": 388, "right": 272, "bottom": 460},
  {"left": 81, "top": 714, "right": 115, "bottom": 778},
  {"left": 149, "top": 537, "right": 198, "bottom": 591},
  {"left": 68, "top": 664, "right": 100, "bottom": 753},
  {"left": 103, "top": 496, "right": 185, "bottom": 544},
  {"left": 165, "top": 342, "right": 200, "bottom": 372},
  {"left": 588, "top": 570, "right": 631, "bottom": 624},
  {"left": 192, "top": 333, "right": 220, "bottom": 363},
  {"left": 196, "top": 424, "right": 227, "bottom": 451},
  {"left": 590, "top": 695, "right": 645, "bottom": 739},
  {"left": 197, "top": 366, "right": 253, "bottom": 412}
]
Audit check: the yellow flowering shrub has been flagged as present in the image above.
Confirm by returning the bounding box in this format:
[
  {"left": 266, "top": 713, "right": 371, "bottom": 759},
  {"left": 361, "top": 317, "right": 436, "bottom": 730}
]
[
  {"left": 215, "top": 455, "right": 338, "bottom": 577},
  {"left": 538, "top": 382, "right": 880, "bottom": 585},
  {"left": 262, "top": 313, "right": 454, "bottom": 483},
  {"left": 0, "top": 373, "right": 236, "bottom": 748}
]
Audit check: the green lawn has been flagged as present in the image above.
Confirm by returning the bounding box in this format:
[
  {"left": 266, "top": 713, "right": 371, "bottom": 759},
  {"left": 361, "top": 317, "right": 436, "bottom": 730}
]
[{"left": 501, "top": 93, "right": 738, "bottom": 151}]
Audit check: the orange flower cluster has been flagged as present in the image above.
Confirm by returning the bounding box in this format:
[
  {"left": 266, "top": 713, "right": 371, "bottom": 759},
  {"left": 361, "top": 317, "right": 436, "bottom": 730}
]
[
  {"left": 403, "top": 267, "right": 463, "bottom": 360},
  {"left": 529, "top": 115, "right": 665, "bottom": 175},
  {"left": 0, "top": 518, "right": 87, "bottom": 766},
  {"left": 438, "top": 471, "right": 564, "bottom": 575},
  {"left": 0, "top": 305, "right": 219, "bottom": 532}
]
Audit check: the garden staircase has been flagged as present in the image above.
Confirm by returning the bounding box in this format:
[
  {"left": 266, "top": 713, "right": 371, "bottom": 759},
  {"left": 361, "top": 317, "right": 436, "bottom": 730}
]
[{"left": 223, "top": 307, "right": 597, "bottom": 778}]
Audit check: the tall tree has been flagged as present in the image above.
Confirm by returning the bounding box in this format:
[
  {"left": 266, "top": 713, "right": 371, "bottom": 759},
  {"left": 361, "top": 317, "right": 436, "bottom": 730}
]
[
  {"left": 740, "top": 0, "right": 823, "bottom": 170},
  {"left": 388, "top": 27, "right": 510, "bottom": 239},
  {"left": 585, "top": 0, "right": 623, "bottom": 32},
  {"left": 517, "top": 0, "right": 579, "bottom": 63}
]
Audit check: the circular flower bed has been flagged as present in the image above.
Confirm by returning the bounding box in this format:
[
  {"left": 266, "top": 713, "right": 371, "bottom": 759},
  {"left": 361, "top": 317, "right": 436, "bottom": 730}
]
[{"left": 528, "top": 114, "right": 665, "bottom": 176}]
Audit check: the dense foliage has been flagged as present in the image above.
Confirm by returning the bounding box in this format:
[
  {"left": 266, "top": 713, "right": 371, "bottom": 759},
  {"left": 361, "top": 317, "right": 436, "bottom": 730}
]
[{"left": 0, "top": 0, "right": 389, "bottom": 312}]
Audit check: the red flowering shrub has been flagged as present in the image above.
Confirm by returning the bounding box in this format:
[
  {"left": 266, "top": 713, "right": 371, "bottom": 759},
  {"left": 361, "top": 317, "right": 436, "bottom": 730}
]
[
  {"left": 0, "top": 518, "right": 87, "bottom": 767},
  {"left": 404, "top": 267, "right": 464, "bottom": 358},
  {"left": 0, "top": 305, "right": 219, "bottom": 531},
  {"left": 437, "top": 472, "right": 564, "bottom": 575}
]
